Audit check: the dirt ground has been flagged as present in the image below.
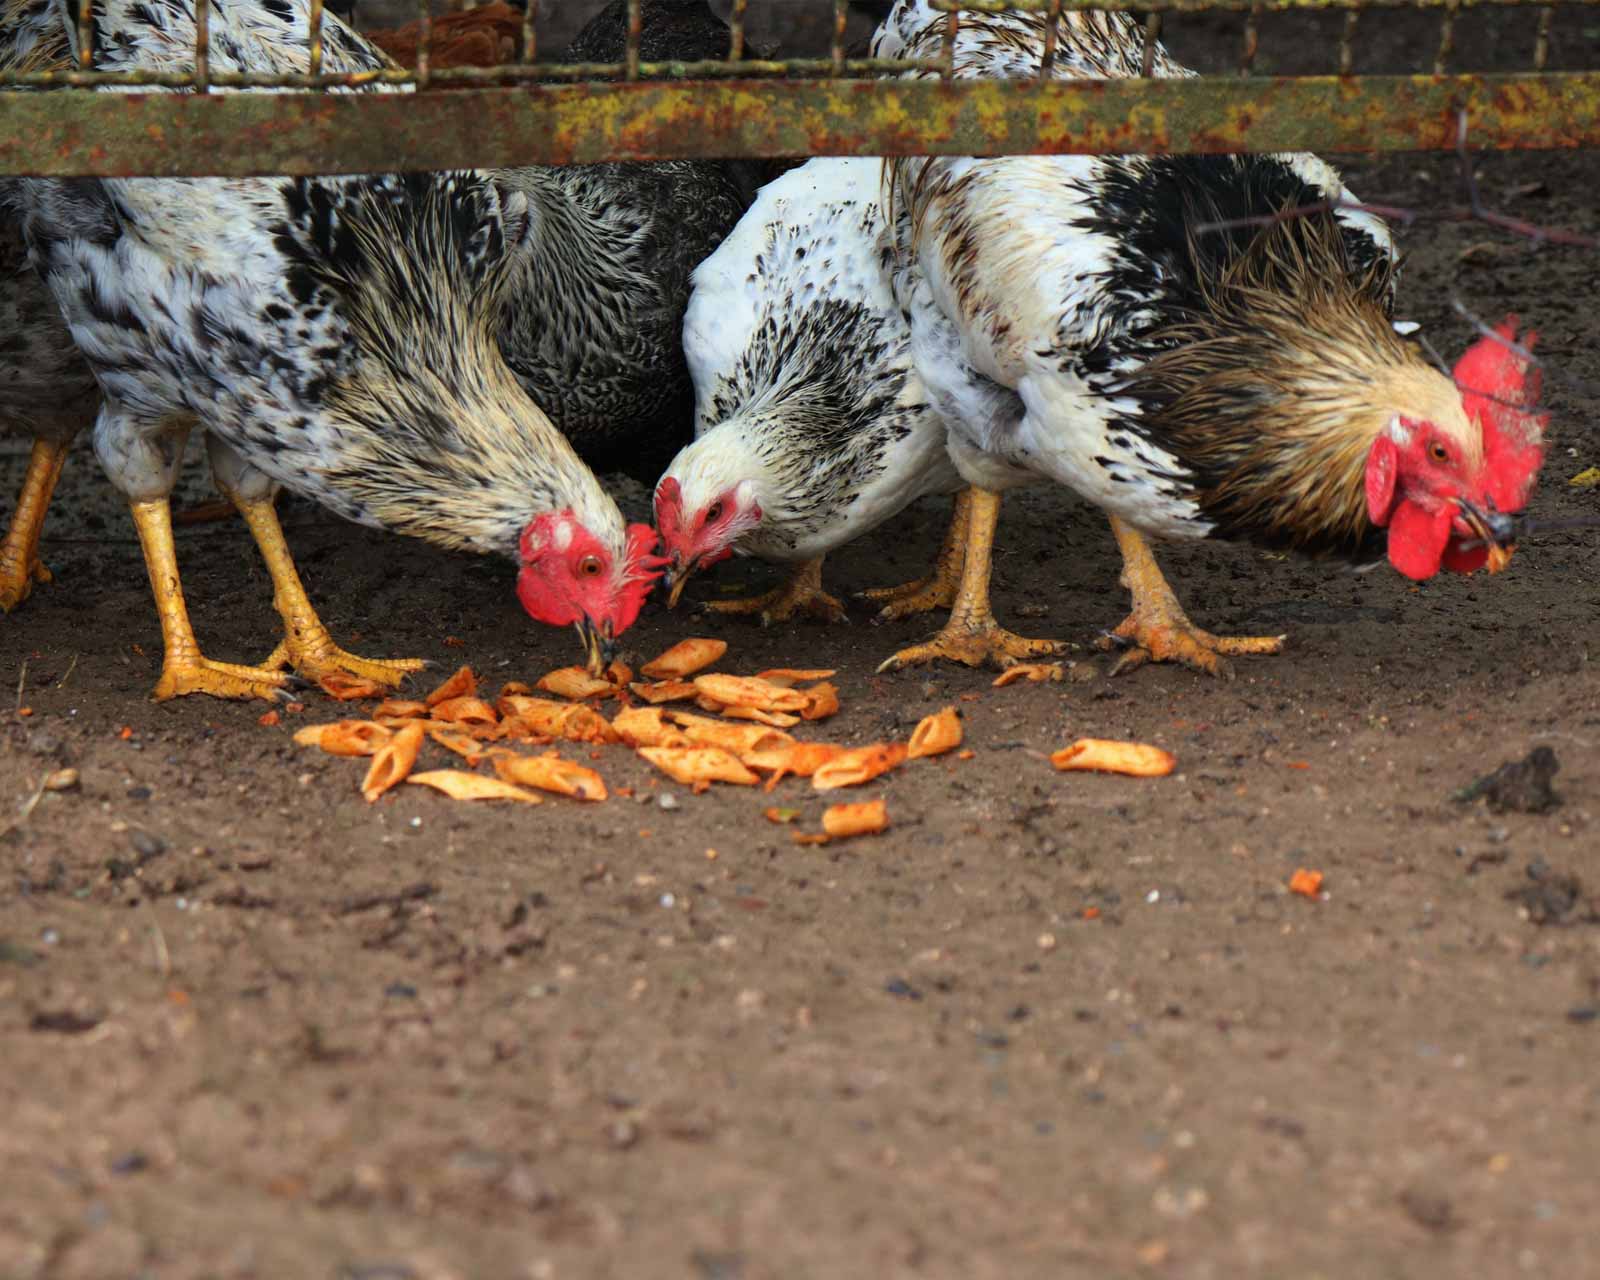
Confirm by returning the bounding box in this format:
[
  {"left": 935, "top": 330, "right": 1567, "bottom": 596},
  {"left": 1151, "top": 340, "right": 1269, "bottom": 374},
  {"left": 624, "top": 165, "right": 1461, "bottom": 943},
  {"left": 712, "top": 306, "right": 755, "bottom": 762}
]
[{"left": 4, "top": 10, "right": 1600, "bottom": 1280}]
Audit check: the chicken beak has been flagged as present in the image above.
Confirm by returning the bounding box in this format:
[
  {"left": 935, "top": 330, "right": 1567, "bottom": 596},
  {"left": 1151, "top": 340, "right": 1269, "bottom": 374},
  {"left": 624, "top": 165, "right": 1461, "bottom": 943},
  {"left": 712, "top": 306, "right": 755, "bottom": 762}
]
[
  {"left": 575, "top": 617, "right": 616, "bottom": 677},
  {"left": 664, "top": 555, "right": 696, "bottom": 611},
  {"left": 1457, "top": 498, "right": 1519, "bottom": 574}
]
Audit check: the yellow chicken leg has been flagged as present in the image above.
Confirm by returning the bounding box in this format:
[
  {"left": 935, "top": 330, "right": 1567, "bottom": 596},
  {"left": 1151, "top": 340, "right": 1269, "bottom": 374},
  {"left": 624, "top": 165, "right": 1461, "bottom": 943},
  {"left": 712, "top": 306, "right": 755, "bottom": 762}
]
[
  {"left": 227, "top": 490, "right": 426, "bottom": 688},
  {"left": 129, "top": 499, "right": 292, "bottom": 701},
  {"left": 696, "top": 556, "right": 847, "bottom": 626},
  {"left": 0, "top": 437, "right": 69, "bottom": 612},
  {"left": 877, "top": 487, "right": 1062, "bottom": 672},
  {"left": 1097, "top": 516, "right": 1286, "bottom": 678},
  {"left": 861, "top": 488, "right": 972, "bottom": 622}
]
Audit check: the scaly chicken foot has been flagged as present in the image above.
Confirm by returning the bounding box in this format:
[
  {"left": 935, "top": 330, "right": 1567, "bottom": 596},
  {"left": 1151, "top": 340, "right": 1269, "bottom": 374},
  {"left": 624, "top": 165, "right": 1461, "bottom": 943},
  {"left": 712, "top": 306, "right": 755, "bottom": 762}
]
[
  {"left": 861, "top": 488, "right": 972, "bottom": 622},
  {"left": 229, "top": 490, "right": 426, "bottom": 688},
  {"left": 129, "top": 499, "right": 292, "bottom": 702},
  {"left": 877, "top": 487, "right": 1063, "bottom": 672},
  {"left": 1098, "top": 516, "right": 1286, "bottom": 679},
  {"left": 0, "top": 438, "right": 69, "bottom": 612},
  {"left": 696, "top": 556, "right": 848, "bottom": 627}
]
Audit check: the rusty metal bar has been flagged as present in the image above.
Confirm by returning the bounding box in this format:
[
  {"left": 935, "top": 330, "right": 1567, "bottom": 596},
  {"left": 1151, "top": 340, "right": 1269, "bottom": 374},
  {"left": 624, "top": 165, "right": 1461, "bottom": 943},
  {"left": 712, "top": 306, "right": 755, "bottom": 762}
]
[
  {"left": 193, "top": 0, "right": 209, "bottom": 90},
  {"left": 728, "top": 0, "right": 747, "bottom": 62},
  {"left": 625, "top": 0, "right": 641, "bottom": 80},
  {"left": 2, "top": 73, "right": 1597, "bottom": 178},
  {"left": 830, "top": 0, "right": 848, "bottom": 77},
  {"left": 74, "top": 0, "right": 91, "bottom": 71},
  {"left": 1038, "top": 0, "right": 1061, "bottom": 75},
  {"left": 520, "top": 0, "right": 537, "bottom": 63},
  {"left": 414, "top": 0, "right": 432, "bottom": 87},
  {"left": 1533, "top": 5, "right": 1554, "bottom": 68},
  {"left": 308, "top": 0, "right": 324, "bottom": 77}
]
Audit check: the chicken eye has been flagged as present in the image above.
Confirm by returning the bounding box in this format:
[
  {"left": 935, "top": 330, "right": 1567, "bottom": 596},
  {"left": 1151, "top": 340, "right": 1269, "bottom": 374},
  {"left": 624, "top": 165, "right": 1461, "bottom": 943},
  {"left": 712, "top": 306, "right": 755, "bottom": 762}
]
[
  {"left": 578, "top": 555, "right": 603, "bottom": 578},
  {"left": 1428, "top": 442, "right": 1450, "bottom": 464},
  {"left": 704, "top": 501, "right": 724, "bottom": 524}
]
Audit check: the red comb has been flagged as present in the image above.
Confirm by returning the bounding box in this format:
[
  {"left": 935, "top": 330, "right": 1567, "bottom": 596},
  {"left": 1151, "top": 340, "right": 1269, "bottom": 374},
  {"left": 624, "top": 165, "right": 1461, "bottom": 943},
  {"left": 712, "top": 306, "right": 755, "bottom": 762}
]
[
  {"left": 653, "top": 476, "right": 684, "bottom": 548},
  {"left": 1452, "top": 316, "right": 1548, "bottom": 514}
]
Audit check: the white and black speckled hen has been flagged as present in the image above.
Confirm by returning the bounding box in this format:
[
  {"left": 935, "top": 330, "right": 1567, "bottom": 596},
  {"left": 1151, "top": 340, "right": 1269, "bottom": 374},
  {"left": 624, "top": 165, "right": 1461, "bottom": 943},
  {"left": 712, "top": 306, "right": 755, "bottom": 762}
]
[
  {"left": 10, "top": 0, "right": 663, "bottom": 700},
  {"left": 653, "top": 155, "right": 964, "bottom": 627}
]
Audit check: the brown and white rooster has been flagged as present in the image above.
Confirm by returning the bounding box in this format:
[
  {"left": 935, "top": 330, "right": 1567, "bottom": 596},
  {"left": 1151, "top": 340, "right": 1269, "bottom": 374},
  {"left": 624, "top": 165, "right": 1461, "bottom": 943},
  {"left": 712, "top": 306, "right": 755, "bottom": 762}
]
[{"left": 874, "top": 0, "right": 1547, "bottom": 675}]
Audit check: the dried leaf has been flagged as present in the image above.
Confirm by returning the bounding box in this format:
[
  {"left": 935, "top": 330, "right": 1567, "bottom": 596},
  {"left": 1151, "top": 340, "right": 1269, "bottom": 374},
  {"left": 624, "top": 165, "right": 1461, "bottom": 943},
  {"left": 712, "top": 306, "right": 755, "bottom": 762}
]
[
  {"left": 424, "top": 665, "right": 477, "bottom": 707},
  {"left": 640, "top": 638, "right": 728, "bottom": 680},
  {"left": 811, "top": 743, "right": 908, "bottom": 791},
  {"left": 493, "top": 752, "right": 607, "bottom": 801},
  {"left": 1050, "top": 738, "right": 1175, "bottom": 778},
  {"left": 693, "top": 674, "right": 809, "bottom": 713},
  {"left": 362, "top": 722, "right": 425, "bottom": 802},
  {"left": 637, "top": 746, "right": 760, "bottom": 788},
  {"left": 908, "top": 706, "right": 962, "bottom": 759},
  {"left": 407, "top": 770, "right": 543, "bottom": 804},
  {"left": 822, "top": 798, "right": 888, "bottom": 839}
]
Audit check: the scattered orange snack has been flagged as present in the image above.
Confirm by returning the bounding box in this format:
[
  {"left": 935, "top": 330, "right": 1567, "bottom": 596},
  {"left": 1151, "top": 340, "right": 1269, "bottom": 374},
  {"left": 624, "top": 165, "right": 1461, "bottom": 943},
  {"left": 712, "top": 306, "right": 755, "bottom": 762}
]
[
  {"left": 499, "top": 681, "right": 534, "bottom": 698},
  {"left": 1288, "top": 868, "right": 1325, "bottom": 898},
  {"left": 258, "top": 710, "right": 280, "bottom": 727},
  {"left": 443, "top": 636, "right": 465, "bottom": 648},
  {"left": 667, "top": 711, "right": 794, "bottom": 756},
  {"left": 640, "top": 638, "right": 728, "bottom": 680},
  {"left": 628, "top": 679, "right": 700, "bottom": 705},
  {"left": 722, "top": 705, "right": 802, "bottom": 728},
  {"left": 494, "top": 752, "right": 607, "bottom": 801},
  {"left": 1486, "top": 544, "right": 1515, "bottom": 574},
  {"left": 822, "top": 798, "right": 888, "bottom": 839},
  {"left": 428, "top": 696, "right": 500, "bottom": 730},
  {"left": 692, "top": 674, "right": 809, "bottom": 713},
  {"left": 319, "top": 672, "right": 387, "bottom": 702},
  {"left": 1050, "top": 739, "right": 1175, "bottom": 778},
  {"left": 407, "top": 770, "right": 543, "bottom": 804},
  {"left": 744, "top": 742, "right": 846, "bottom": 790},
  {"left": 907, "top": 707, "right": 962, "bottom": 759},
  {"left": 373, "top": 699, "right": 429, "bottom": 720},
  {"left": 637, "top": 746, "right": 760, "bottom": 788},
  {"left": 1082, "top": 906, "right": 1101, "bottom": 920},
  {"left": 992, "top": 663, "right": 1064, "bottom": 687},
  {"left": 792, "top": 832, "right": 832, "bottom": 846},
  {"left": 362, "top": 722, "right": 425, "bottom": 802},
  {"left": 537, "top": 666, "right": 616, "bottom": 700},
  {"left": 426, "top": 725, "right": 491, "bottom": 766},
  {"left": 812, "top": 743, "right": 908, "bottom": 791},
  {"left": 764, "top": 807, "right": 801, "bottom": 824},
  {"left": 611, "top": 706, "right": 692, "bottom": 749},
  {"left": 799, "top": 682, "right": 841, "bottom": 721},
  {"left": 754, "top": 668, "right": 837, "bottom": 687},
  {"left": 499, "top": 695, "right": 618, "bottom": 744},
  {"left": 956, "top": 749, "right": 975, "bottom": 761},
  {"left": 425, "top": 665, "right": 477, "bottom": 707},
  {"left": 294, "top": 720, "right": 393, "bottom": 757}
]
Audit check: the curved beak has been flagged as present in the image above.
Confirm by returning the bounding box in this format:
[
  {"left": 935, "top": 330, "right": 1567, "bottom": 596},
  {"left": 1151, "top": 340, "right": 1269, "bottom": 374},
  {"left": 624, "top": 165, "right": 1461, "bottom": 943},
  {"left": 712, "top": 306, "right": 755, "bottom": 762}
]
[
  {"left": 1457, "top": 497, "right": 1520, "bottom": 573},
  {"left": 575, "top": 616, "right": 617, "bottom": 677},
  {"left": 663, "top": 554, "right": 697, "bottom": 611}
]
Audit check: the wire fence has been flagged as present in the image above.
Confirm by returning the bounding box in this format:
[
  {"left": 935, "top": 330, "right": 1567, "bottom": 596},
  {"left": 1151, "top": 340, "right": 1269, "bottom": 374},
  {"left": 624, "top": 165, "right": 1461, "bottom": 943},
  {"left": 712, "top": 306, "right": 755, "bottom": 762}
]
[{"left": 0, "top": 0, "right": 1596, "bottom": 174}]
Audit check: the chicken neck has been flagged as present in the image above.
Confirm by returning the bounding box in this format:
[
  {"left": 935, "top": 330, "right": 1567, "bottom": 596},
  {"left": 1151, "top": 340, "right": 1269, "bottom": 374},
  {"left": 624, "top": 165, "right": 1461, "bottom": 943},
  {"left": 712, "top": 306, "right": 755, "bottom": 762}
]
[
  {"left": 1097, "top": 516, "right": 1286, "bottom": 678},
  {"left": 0, "top": 437, "right": 69, "bottom": 612},
  {"left": 876, "top": 487, "right": 1062, "bottom": 672}
]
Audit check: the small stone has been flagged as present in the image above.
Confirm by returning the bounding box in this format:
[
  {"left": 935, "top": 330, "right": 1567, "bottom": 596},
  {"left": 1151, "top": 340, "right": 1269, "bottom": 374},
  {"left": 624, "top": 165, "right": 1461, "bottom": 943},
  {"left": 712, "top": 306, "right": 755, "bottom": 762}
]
[
  {"left": 129, "top": 830, "right": 166, "bottom": 860},
  {"left": 42, "top": 768, "right": 79, "bottom": 792},
  {"left": 657, "top": 794, "right": 680, "bottom": 811},
  {"left": 608, "top": 1119, "right": 640, "bottom": 1150}
]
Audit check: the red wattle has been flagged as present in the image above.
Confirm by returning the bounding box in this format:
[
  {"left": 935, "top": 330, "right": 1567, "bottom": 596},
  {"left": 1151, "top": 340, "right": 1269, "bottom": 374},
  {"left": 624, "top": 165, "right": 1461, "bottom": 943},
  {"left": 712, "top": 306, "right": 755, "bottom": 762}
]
[{"left": 1386, "top": 501, "right": 1453, "bottom": 581}]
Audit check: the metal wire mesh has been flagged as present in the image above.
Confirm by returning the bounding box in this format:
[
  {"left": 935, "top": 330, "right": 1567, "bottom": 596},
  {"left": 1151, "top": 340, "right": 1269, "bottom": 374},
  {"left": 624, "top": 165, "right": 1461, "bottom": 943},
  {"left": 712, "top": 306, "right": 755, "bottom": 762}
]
[{"left": 0, "top": 0, "right": 1596, "bottom": 173}]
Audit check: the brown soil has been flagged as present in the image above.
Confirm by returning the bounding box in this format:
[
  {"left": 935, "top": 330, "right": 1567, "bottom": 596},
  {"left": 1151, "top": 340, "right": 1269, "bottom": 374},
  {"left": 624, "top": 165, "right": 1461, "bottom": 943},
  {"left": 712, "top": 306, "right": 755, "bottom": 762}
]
[{"left": 4, "top": 13, "right": 1600, "bottom": 1278}]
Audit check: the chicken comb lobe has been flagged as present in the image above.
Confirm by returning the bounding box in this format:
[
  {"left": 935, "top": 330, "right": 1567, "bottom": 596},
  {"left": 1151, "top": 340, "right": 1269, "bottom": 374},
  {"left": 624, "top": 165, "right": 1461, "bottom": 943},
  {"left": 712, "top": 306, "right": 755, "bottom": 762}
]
[
  {"left": 653, "top": 476, "right": 686, "bottom": 552},
  {"left": 1451, "top": 316, "right": 1548, "bottom": 518}
]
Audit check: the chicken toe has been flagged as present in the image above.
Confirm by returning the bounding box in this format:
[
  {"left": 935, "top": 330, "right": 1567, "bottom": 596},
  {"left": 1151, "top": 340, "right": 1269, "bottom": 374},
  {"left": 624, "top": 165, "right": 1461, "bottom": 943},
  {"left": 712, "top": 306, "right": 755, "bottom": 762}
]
[
  {"left": 862, "top": 489, "right": 971, "bottom": 623},
  {"left": 697, "top": 557, "right": 848, "bottom": 627},
  {"left": 1099, "top": 517, "right": 1285, "bottom": 679}
]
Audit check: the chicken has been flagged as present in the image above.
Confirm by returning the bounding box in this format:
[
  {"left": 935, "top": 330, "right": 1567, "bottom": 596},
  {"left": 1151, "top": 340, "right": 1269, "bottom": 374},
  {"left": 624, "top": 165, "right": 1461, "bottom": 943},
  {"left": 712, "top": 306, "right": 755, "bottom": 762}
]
[
  {"left": 654, "top": 155, "right": 964, "bottom": 626},
  {"left": 11, "top": 0, "right": 660, "bottom": 700},
  {"left": 0, "top": 2, "right": 98, "bottom": 613},
  {"left": 873, "top": 0, "right": 1546, "bottom": 675}
]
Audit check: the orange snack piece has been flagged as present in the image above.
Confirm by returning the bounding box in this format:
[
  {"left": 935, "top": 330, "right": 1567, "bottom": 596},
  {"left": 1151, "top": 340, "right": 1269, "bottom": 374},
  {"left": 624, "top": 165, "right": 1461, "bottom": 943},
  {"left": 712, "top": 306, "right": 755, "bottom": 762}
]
[
  {"left": 692, "top": 674, "right": 809, "bottom": 713},
  {"left": 754, "top": 668, "right": 837, "bottom": 686},
  {"left": 640, "top": 638, "right": 728, "bottom": 680},
  {"left": 362, "top": 722, "right": 425, "bottom": 802},
  {"left": 812, "top": 743, "right": 908, "bottom": 792},
  {"left": 822, "top": 798, "right": 888, "bottom": 839},
  {"left": 629, "top": 679, "right": 700, "bottom": 705},
  {"left": 537, "top": 666, "right": 616, "bottom": 700},
  {"left": 611, "top": 706, "right": 692, "bottom": 749},
  {"left": 1288, "top": 868, "right": 1325, "bottom": 898},
  {"left": 373, "top": 698, "right": 429, "bottom": 720},
  {"left": 721, "top": 705, "right": 802, "bottom": 728},
  {"left": 1050, "top": 739, "right": 1175, "bottom": 778},
  {"left": 799, "top": 683, "right": 841, "bottom": 721},
  {"left": 637, "top": 746, "right": 760, "bottom": 788},
  {"left": 425, "top": 665, "right": 477, "bottom": 707},
  {"left": 319, "top": 672, "right": 387, "bottom": 702},
  {"left": 428, "top": 696, "right": 500, "bottom": 729},
  {"left": 407, "top": 770, "right": 543, "bottom": 804},
  {"left": 907, "top": 707, "right": 962, "bottom": 759},
  {"left": 494, "top": 752, "right": 608, "bottom": 801},
  {"left": 294, "top": 720, "right": 392, "bottom": 757},
  {"left": 744, "top": 742, "right": 846, "bottom": 790},
  {"left": 667, "top": 711, "right": 794, "bottom": 756},
  {"left": 992, "top": 663, "right": 1064, "bottom": 687},
  {"left": 499, "top": 695, "right": 618, "bottom": 744},
  {"left": 426, "top": 725, "right": 492, "bottom": 765}
]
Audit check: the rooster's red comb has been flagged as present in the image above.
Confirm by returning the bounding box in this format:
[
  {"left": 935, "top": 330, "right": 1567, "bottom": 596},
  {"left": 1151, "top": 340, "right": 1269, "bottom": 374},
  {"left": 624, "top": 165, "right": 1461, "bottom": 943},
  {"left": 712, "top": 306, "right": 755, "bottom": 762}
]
[{"left": 1451, "top": 315, "right": 1548, "bottom": 515}]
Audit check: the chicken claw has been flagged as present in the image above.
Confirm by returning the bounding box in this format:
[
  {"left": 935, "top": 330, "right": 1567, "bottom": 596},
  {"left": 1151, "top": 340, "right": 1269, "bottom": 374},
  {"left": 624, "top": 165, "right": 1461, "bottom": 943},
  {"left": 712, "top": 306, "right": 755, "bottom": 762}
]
[
  {"left": 862, "top": 489, "right": 971, "bottom": 623},
  {"left": 152, "top": 653, "right": 292, "bottom": 703},
  {"left": 262, "top": 637, "right": 427, "bottom": 688},
  {"left": 697, "top": 557, "right": 847, "bottom": 627},
  {"left": 1101, "top": 517, "right": 1285, "bottom": 679},
  {"left": 0, "top": 438, "right": 69, "bottom": 613}
]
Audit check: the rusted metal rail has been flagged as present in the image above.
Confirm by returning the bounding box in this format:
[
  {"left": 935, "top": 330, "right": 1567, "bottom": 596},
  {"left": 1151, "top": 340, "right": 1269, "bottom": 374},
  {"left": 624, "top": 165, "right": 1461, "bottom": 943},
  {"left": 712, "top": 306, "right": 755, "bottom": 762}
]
[{"left": 0, "top": 0, "right": 1595, "bottom": 174}]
